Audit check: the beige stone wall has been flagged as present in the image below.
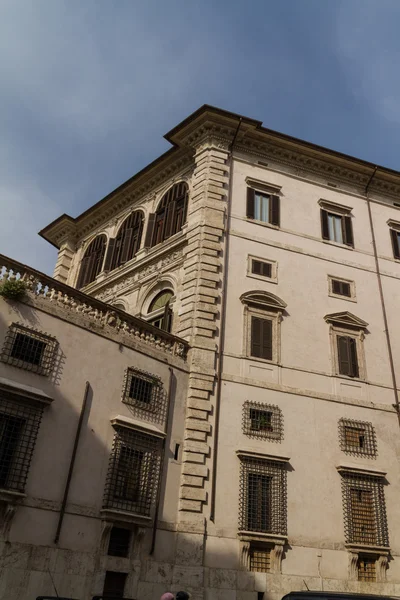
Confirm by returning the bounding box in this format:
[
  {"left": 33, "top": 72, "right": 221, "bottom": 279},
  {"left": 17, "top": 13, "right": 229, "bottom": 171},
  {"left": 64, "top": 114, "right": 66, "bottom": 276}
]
[{"left": 0, "top": 297, "right": 189, "bottom": 600}]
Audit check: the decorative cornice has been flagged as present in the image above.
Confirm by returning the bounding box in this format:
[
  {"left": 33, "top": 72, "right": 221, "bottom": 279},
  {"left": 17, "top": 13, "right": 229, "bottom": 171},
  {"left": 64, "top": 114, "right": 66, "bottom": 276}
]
[{"left": 325, "top": 311, "right": 368, "bottom": 329}]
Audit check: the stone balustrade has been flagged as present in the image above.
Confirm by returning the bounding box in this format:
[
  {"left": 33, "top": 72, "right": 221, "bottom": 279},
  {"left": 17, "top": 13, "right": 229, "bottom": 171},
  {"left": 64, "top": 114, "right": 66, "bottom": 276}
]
[{"left": 0, "top": 254, "right": 189, "bottom": 360}]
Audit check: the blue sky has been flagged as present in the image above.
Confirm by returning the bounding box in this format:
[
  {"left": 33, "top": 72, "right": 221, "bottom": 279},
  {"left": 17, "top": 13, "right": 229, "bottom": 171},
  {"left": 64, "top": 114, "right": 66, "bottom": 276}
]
[{"left": 1, "top": 0, "right": 400, "bottom": 275}]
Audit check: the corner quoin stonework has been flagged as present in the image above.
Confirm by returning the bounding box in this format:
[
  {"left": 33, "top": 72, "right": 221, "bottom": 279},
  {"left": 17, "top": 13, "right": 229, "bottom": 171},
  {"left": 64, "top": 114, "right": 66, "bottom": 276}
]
[{"left": 176, "top": 136, "right": 231, "bottom": 521}]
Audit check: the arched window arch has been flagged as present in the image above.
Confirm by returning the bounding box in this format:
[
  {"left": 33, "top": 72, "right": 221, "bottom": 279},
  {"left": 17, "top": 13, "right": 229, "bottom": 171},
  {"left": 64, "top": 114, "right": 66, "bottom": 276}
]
[
  {"left": 77, "top": 234, "right": 107, "bottom": 289},
  {"left": 147, "top": 289, "right": 174, "bottom": 332},
  {"left": 105, "top": 211, "right": 144, "bottom": 272},
  {"left": 145, "top": 182, "right": 188, "bottom": 248}
]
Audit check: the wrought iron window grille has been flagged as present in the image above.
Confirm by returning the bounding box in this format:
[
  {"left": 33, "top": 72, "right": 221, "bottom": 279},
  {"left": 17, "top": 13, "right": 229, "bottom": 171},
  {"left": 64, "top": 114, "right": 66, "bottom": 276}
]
[
  {"left": 238, "top": 455, "right": 287, "bottom": 536},
  {"left": 358, "top": 555, "right": 377, "bottom": 582},
  {"left": 242, "top": 401, "right": 283, "bottom": 441},
  {"left": 339, "top": 419, "right": 377, "bottom": 457},
  {"left": 0, "top": 394, "right": 43, "bottom": 493},
  {"left": 1, "top": 323, "right": 58, "bottom": 376},
  {"left": 103, "top": 426, "right": 162, "bottom": 516},
  {"left": 249, "top": 544, "right": 272, "bottom": 572},
  {"left": 340, "top": 471, "right": 388, "bottom": 547},
  {"left": 122, "top": 368, "right": 163, "bottom": 413}
]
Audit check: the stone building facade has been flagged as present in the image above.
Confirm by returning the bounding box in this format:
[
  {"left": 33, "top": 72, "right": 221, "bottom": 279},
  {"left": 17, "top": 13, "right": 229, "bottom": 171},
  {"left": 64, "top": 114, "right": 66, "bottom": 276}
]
[{"left": 2, "top": 105, "right": 400, "bottom": 599}]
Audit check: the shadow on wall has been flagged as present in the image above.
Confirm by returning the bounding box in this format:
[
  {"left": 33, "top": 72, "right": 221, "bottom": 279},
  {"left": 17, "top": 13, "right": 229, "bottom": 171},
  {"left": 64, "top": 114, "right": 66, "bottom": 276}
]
[{"left": 0, "top": 302, "right": 138, "bottom": 600}]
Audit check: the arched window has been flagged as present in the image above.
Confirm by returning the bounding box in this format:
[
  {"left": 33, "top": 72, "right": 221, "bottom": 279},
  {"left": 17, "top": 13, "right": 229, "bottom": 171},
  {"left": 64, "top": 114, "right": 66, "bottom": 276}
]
[
  {"left": 105, "top": 211, "right": 144, "bottom": 272},
  {"left": 147, "top": 290, "right": 174, "bottom": 332},
  {"left": 77, "top": 234, "right": 107, "bottom": 289},
  {"left": 145, "top": 182, "right": 188, "bottom": 248}
]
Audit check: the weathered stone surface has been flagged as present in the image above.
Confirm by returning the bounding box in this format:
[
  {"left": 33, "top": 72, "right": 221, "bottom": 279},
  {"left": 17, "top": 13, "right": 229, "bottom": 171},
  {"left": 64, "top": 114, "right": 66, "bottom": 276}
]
[
  {"left": 182, "top": 463, "right": 209, "bottom": 477},
  {"left": 181, "top": 475, "right": 204, "bottom": 487},
  {"left": 185, "top": 429, "right": 207, "bottom": 441}
]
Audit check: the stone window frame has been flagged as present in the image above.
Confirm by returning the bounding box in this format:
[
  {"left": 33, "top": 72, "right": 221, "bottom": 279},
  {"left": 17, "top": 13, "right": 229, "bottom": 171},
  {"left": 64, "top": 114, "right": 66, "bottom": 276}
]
[
  {"left": 337, "top": 465, "right": 389, "bottom": 582},
  {"left": 247, "top": 255, "right": 278, "bottom": 284},
  {"left": 328, "top": 275, "right": 356, "bottom": 302},
  {"left": 242, "top": 401, "right": 283, "bottom": 442},
  {"left": 319, "top": 199, "right": 354, "bottom": 248},
  {"left": 338, "top": 418, "right": 377, "bottom": 458},
  {"left": 0, "top": 322, "right": 58, "bottom": 377},
  {"left": 241, "top": 291, "right": 286, "bottom": 365},
  {"left": 237, "top": 450, "right": 289, "bottom": 574},
  {"left": 325, "top": 312, "right": 368, "bottom": 381},
  {"left": 102, "top": 419, "right": 164, "bottom": 526},
  {"left": 121, "top": 367, "right": 164, "bottom": 414}
]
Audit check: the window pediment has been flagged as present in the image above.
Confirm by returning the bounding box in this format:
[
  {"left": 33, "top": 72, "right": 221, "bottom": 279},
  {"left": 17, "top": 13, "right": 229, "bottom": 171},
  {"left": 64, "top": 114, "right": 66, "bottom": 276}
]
[
  {"left": 240, "top": 290, "right": 286, "bottom": 311},
  {"left": 324, "top": 311, "right": 368, "bottom": 330},
  {"left": 318, "top": 199, "right": 352, "bottom": 214}
]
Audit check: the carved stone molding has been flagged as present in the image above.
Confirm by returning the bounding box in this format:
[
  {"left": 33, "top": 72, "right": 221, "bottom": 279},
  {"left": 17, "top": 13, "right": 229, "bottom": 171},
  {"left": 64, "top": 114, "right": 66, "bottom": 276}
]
[
  {"left": 0, "top": 502, "right": 17, "bottom": 541},
  {"left": 377, "top": 554, "right": 389, "bottom": 583},
  {"left": 348, "top": 551, "right": 359, "bottom": 581},
  {"left": 239, "top": 541, "right": 250, "bottom": 570},
  {"left": 100, "top": 520, "right": 113, "bottom": 553}
]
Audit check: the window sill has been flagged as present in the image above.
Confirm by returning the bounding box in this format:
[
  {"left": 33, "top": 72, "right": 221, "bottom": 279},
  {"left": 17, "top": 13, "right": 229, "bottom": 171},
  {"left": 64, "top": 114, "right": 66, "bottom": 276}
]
[
  {"left": 245, "top": 355, "right": 279, "bottom": 367},
  {"left": 346, "top": 543, "right": 390, "bottom": 554},
  {"left": 322, "top": 239, "right": 354, "bottom": 251},
  {"left": 328, "top": 291, "right": 357, "bottom": 303},
  {"left": 100, "top": 508, "right": 152, "bottom": 527},
  {"left": 238, "top": 531, "right": 287, "bottom": 545},
  {"left": 0, "top": 488, "right": 26, "bottom": 504},
  {"left": 246, "top": 272, "right": 278, "bottom": 285},
  {"left": 246, "top": 218, "right": 280, "bottom": 231},
  {"left": 334, "top": 373, "right": 366, "bottom": 384}
]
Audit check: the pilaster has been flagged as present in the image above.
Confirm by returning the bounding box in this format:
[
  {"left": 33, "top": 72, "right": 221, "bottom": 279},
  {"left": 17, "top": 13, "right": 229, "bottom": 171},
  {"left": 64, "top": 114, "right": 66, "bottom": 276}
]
[{"left": 53, "top": 239, "right": 76, "bottom": 283}]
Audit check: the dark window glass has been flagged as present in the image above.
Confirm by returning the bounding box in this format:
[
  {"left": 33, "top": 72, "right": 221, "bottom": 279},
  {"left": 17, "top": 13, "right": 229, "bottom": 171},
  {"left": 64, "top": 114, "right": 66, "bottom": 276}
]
[
  {"left": 247, "top": 473, "right": 272, "bottom": 532},
  {"left": 77, "top": 234, "right": 107, "bottom": 288},
  {"left": 108, "top": 527, "right": 131, "bottom": 558},
  {"left": 0, "top": 414, "right": 24, "bottom": 488},
  {"left": 149, "top": 182, "right": 188, "bottom": 247},
  {"left": 10, "top": 333, "right": 45, "bottom": 366},
  {"left": 103, "top": 571, "right": 127, "bottom": 598},
  {"left": 129, "top": 377, "right": 152, "bottom": 404},
  {"left": 332, "top": 279, "right": 351, "bottom": 297},
  {"left": 252, "top": 260, "right": 272, "bottom": 278}
]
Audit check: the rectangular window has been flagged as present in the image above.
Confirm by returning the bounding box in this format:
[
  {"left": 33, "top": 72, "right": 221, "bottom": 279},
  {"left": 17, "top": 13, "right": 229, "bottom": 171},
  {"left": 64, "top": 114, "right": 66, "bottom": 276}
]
[
  {"left": 340, "top": 471, "right": 388, "bottom": 547},
  {"left": 243, "top": 401, "right": 283, "bottom": 440},
  {"left": 247, "top": 188, "right": 280, "bottom": 227},
  {"left": 103, "top": 426, "right": 162, "bottom": 516},
  {"left": 321, "top": 209, "right": 354, "bottom": 247},
  {"left": 108, "top": 527, "right": 131, "bottom": 558},
  {"left": 251, "top": 260, "right": 272, "bottom": 278},
  {"left": 251, "top": 316, "right": 273, "bottom": 360},
  {"left": 103, "top": 571, "right": 127, "bottom": 598},
  {"left": 331, "top": 279, "right": 351, "bottom": 297},
  {"left": 390, "top": 228, "right": 400, "bottom": 259},
  {"left": 249, "top": 545, "right": 271, "bottom": 573},
  {"left": 122, "top": 368, "right": 163, "bottom": 412},
  {"left": 0, "top": 395, "right": 43, "bottom": 493},
  {"left": 337, "top": 335, "right": 359, "bottom": 378},
  {"left": 1, "top": 323, "right": 58, "bottom": 376},
  {"left": 239, "top": 455, "right": 287, "bottom": 535},
  {"left": 358, "top": 556, "right": 376, "bottom": 582},
  {"left": 339, "top": 419, "right": 376, "bottom": 457}
]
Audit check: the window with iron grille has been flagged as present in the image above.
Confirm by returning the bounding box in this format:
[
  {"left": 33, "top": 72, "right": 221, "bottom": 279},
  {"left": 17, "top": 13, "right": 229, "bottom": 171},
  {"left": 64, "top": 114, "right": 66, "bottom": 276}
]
[
  {"left": 1, "top": 323, "right": 58, "bottom": 376},
  {"left": 358, "top": 555, "right": 377, "bottom": 582},
  {"left": 249, "top": 545, "right": 271, "bottom": 572},
  {"left": 0, "top": 394, "right": 44, "bottom": 493},
  {"left": 108, "top": 527, "right": 131, "bottom": 557},
  {"left": 340, "top": 471, "right": 388, "bottom": 547},
  {"left": 102, "top": 571, "right": 127, "bottom": 598},
  {"left": 339, "top": 419, "right": 376, "bottom": 457},
  {"left": 103, "top": 426, "right": 162, "bottom": 516},
  {"left": 242, "top": 401, "right": 283, "bottom": 441},
  {"left": 122, "top": 368, "right": 163, "bottom": 412},
  {"left": 239, "top": 455, "right": 287, "bottom": 535}
]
